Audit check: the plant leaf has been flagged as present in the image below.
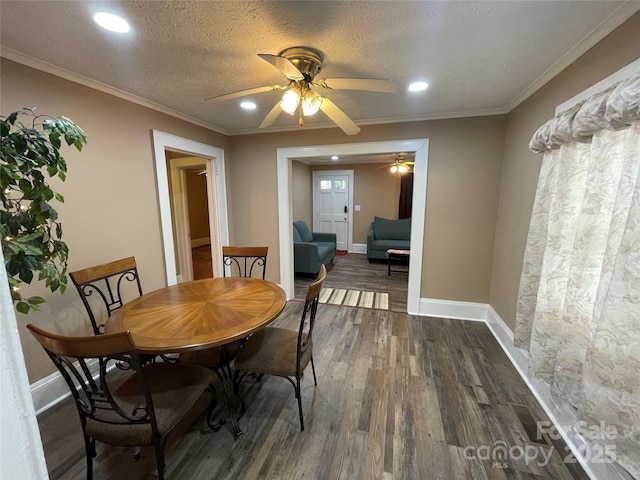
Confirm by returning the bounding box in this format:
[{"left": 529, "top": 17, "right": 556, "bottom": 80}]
[
  {"left": 1, "top": 109, "right": 86, "bottom": 313},
  {"left": 16, "top": 302, "right": 30, "bottom": 314}
]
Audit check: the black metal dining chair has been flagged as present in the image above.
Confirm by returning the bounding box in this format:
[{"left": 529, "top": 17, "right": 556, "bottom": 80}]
[
  {"left": 27, "top": 324, "right": 216, "bottom": 480},
  {"left": 233, "top": 264, "right": 327, "bottom": 431},
  {"left": 70, "top": 256, "right": 170, "bottom": 364},
  {"left": 70, "top": 256, "right": 142, "bottom": 336},
  {"left": 222, "top": 246, "right": 268, "bottom": 279}
]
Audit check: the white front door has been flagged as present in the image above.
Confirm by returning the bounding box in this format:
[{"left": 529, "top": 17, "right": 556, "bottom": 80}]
[{"left": 313, "top": 171, "right": 353, "bottom": 252}]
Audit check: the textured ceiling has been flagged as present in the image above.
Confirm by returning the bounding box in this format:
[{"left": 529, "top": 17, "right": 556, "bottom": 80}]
[{"left": 1, "top": 1, "right": 638, "bottom": 136}]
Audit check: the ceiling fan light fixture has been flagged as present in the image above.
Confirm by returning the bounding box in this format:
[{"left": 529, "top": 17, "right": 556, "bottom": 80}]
[
  {"left": 280, "top": 89, "right": 300, "bottom": 115},
  {"left": 207, "top": 46, "right": 392, "bottom": 135},
  {"left": 398, "top": 164, "right": 409, "bottom": 173},
  {"left": 390, "top": 165, "right": 398, "bottom": 173},
  {"left": 302, "top": 90, "right": 323, "bottom": 116}
]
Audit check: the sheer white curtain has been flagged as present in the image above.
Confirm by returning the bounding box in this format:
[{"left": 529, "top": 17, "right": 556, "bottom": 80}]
[{"left": 515, "top": 72, "right": 640, "bottom": 478}]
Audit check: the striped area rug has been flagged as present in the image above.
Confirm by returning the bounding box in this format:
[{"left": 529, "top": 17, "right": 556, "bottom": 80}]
[{"left": 318, "top": 288, "right": 389, "bottom": 310}]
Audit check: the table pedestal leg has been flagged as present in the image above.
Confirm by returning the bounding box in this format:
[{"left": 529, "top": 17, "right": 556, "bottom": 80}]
[
  {"left": 212, "top": 343, "right": 245, "bottom": 437},
  {"left": 212, "top": 363, "right": 243, "bottom": 436},
  {"left": 205, "top": 385, "right": 224, "bottom": 432}
]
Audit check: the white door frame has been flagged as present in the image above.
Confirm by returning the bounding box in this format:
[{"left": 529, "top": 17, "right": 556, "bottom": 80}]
[
  {"left": 153, "top": 130, "right": 229, "bottom": 285},
  {"left": 278, "top": 138, "right": 429, "bottom": 314},
  {"left": 312, "top": 169, "right": 354, "bottom": 252}
]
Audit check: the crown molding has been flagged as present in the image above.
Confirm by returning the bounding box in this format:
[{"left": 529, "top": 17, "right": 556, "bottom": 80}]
[
  {"left": 227, "top": 108, "right": 507, "bottom": 136},
  {"left": 0, "top": 48, "right": 229, "bottom": 135},
  {"left": 505, "top": 1, "right": 640, "bottom": 112}
]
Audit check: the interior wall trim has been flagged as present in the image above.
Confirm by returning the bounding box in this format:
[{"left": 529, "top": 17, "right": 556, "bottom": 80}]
[
  {"left": 191, "top": 237, "right": 211, "bottom": 248},
  {"left": 485, "top": 306, "right": 631, "bottom": 480},
  {"left": 418, "top": 297, "right": 487, "bottom": 321},
  {"left": 30, "top": 358, "right": 100, "bottom": 415},
  {"left": 351, "top": 243, "right": 367, "bottom": 254}
]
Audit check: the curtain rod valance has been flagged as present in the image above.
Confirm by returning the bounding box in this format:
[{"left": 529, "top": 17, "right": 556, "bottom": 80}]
[{"left": 529, "top": 71, "right": 640, "bottom": 153}]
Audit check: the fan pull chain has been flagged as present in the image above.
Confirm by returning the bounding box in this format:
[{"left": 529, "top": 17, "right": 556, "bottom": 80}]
[{"left": 298, "top": 99, "right": 304, "bottom": 126}]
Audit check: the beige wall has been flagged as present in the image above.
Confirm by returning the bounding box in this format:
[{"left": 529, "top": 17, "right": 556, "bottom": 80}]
[
  {"left": 311, "top": 163, "right": 401, "bottom": 244},
  {"left": 489, "top": 12, "right": 640, "bottom": 330},
  {"left": 1, "top": 59, "right": 228, "bottom": 382},
  {"left": 227, "top": 115, "right": 506, "bottom": 302},
  {"left": 291, "top": 160, "right": 313, "bottom": 226}
]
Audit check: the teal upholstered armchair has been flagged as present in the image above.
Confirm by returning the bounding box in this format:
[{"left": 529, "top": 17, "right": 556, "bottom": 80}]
[{"left": 292, "top": 221, "right": 336, "bottom": 275}]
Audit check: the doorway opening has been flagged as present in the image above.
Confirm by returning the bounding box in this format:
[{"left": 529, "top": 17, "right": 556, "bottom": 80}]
[
  {"left": 277, "top": 139, "right": 429, "bottom": 314},
  {"left": 152, "top": 130, "right": 229, "bottom": 285},
  {"left": 167, "top": 155, "right": 213, "bottom": 281}
]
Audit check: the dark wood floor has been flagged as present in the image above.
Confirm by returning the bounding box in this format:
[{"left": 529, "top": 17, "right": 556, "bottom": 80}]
[
  {"left": 193, "top": 247, "right": 408, "bottom": 311},
  {"left": 295, "top": 252, "right": 409, "bottom": 312},
  {"left": 192, "top": 245, "right": 213, "bottom": 280},
  {"left": 37, "top": 253, "right": 590, "bottom": 479}
]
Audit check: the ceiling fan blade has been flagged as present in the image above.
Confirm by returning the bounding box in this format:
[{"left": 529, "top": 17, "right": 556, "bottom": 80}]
[
  {"left": 259, "top": 102, "right": 283, "bottom": 129},
  {"left": 258, "top": 54, "right": 305, "bottom": 80},
  {"left": 204, "top": 85, "right": 283, "bottom": 104},
  {"left": 317, "top": 78, "right": 398, "bottom": 93},
  {"left": 319, "top": 97, "right": 361, "bottom": 136}
]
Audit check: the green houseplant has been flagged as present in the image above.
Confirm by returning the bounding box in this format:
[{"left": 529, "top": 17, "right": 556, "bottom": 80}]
[{"left": 1, "top": 108, "right": 86, "bottom": 314}]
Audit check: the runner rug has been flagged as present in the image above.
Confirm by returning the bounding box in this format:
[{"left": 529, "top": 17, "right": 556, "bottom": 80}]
[{"left": 318, "top": 288, "right": 389, "bottom": 310}]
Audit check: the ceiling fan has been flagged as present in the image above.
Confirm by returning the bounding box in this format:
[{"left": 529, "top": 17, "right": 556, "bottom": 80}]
[
  {"left": 204, "top": 46, "right": 397, "bottom": 135},
  {"left": 377, "top": 155, "right": 415, "bottom": 174}
]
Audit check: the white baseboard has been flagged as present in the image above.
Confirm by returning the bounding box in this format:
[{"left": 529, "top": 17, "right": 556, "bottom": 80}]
[
  {"left": 484, "top": 306, "right": 631, "bottom": 480},
  {"left": 418, "top": 297, "right": 488, "bottom": 321},
  {"left": 31, "top": 358, "right": 101, "bottom": 415},
  {"left": 191, "top": 237, "right": 211, "bottom": 248},
  {"left": 351, "top": 243, "right": 367, "bottom": 254}
]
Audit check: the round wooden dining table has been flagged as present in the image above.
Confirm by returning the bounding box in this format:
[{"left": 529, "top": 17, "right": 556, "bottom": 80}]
[
  {"left": 105, "top": 276, "right": 287, "bottom": 436},
  {"left": 105, "top": 276, "right": 287, "bottom": 354}
]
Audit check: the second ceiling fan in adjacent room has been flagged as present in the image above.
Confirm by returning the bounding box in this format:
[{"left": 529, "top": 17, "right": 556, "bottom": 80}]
[{"left": 377, "top": 155, "right": 415, "bottom": 174}]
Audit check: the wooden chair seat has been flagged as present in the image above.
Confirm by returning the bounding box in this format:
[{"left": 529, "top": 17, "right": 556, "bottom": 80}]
[
  {"left": 234, "top": 328, "right": 311, "bottom": 378},
  {"left": 85, "top": 362, "right": 212, "bottom": 447}
]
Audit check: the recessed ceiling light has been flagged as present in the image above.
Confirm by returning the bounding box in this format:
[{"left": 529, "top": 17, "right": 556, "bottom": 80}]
[
  {"left": 240, "top": 101, "right": 257, "bottom": 110},
  {"left": 93, "top": 12, "right": 130, "bottom": 33},
  {"left": 331, "top": 155, "right": 339, "bottom": 160},
  {"left": 408, "top": 81, "right": 428, "bottom": 92}
]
